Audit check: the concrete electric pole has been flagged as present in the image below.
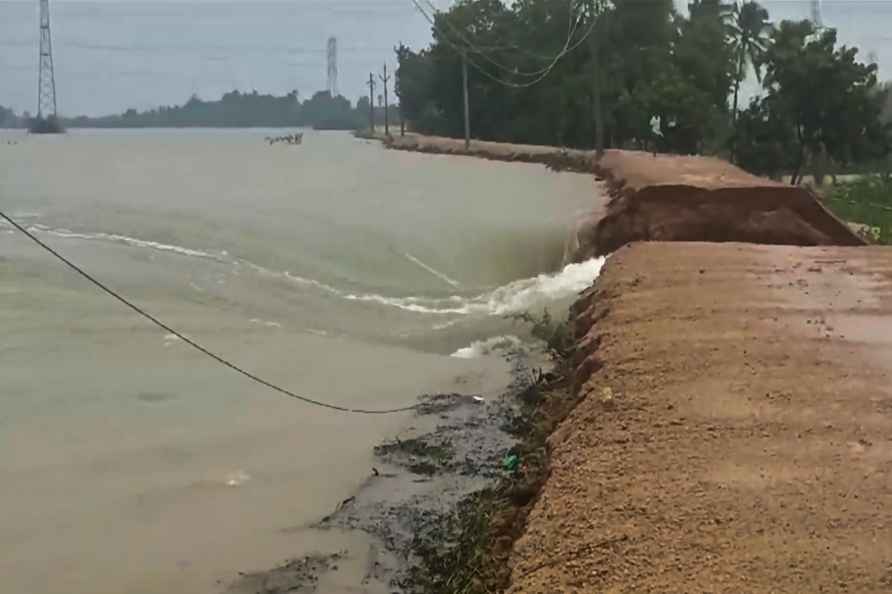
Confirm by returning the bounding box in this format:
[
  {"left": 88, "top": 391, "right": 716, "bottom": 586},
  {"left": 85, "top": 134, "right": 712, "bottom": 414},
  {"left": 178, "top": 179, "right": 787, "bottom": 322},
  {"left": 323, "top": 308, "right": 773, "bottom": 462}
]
[
  {"left": 366, "top": 73, "right": 375, "bottom": 133},
  {"left": 462, "top": 52, "right": 470, "bottom": 150},
  {"left": 379, "top": 64, "right": 391, "bottom": 137}
]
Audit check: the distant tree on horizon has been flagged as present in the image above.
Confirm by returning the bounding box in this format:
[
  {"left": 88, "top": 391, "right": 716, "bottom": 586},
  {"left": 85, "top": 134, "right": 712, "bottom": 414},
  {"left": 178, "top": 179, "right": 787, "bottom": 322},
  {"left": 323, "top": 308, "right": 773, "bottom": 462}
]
[{"left": 59, "top": 87, "right": 388, "bottom": 130}]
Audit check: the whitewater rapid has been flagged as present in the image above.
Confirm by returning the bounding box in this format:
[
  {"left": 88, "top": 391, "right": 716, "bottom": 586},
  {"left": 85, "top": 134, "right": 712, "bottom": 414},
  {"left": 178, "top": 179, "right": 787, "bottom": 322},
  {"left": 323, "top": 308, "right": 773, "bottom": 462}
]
[{"left": 4, "top": 219, "right": 606, "bottom": 320}]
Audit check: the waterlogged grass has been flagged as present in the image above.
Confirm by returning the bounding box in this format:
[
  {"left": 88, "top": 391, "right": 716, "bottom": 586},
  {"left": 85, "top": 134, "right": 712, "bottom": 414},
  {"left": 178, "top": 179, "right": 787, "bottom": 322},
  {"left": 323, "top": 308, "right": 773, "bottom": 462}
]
[{"left": 823, "top": 175, "right": 892, "bottom": 244}]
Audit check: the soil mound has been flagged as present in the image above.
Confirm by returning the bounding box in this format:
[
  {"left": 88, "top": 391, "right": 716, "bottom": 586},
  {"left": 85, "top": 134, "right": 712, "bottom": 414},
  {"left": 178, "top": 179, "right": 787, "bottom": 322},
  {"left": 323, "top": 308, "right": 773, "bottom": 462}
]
[{"left": 574, "top": 150, "right": 864, "bottom": 259}]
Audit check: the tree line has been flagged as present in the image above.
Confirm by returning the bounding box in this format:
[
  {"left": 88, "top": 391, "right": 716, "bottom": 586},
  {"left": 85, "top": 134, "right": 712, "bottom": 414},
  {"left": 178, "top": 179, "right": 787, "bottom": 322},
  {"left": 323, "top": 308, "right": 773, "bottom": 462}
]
[
  {"left": 395, "top": 0, "right": 892, "bottom": 182},
  {"left": 0, "top": 104, "right": 18, "bottom": 128},
  {"left": 0, "top": 90, "right": 400, "bottom": 131}
]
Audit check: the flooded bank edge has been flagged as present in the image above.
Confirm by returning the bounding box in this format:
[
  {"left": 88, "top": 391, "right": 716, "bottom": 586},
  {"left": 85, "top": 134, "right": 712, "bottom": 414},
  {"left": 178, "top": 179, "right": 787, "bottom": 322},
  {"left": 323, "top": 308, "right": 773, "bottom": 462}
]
[
  {"left": 222, "top": 135, "right": 607, "bottom": 594},
  {"left": 222, "top": 342, "right": 583, "bottom": 594}
]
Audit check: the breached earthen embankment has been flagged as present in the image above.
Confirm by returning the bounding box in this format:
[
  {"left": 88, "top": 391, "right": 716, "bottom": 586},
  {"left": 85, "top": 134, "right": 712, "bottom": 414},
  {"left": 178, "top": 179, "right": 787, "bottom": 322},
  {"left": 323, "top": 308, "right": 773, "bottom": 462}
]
[
  {"left": 383, "top": 134, "right": 864, "bottom": 257},
  {"left": 577, "top": 149, "right": 865, "bottom": 258},
  {"left": 383, "top": 134, "right": 891, "bottom": 593}
]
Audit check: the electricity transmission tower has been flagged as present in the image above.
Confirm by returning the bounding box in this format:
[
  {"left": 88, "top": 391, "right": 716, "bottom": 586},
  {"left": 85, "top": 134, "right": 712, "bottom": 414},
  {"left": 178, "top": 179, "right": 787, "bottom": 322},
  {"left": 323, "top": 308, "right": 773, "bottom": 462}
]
[
  {"left": 327, "top": 36, "right": 339, "bottom": 97},
  {"left": 37, "top": 0, "right": 58, "bottom": 120},
  {"left": 811, "top": 0, "right": 823, "bottom": 27}
]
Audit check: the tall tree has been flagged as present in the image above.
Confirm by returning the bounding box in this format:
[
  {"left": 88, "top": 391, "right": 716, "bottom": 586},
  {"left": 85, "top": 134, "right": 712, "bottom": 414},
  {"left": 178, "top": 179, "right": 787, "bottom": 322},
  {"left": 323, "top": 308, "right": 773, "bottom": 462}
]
[
  {"left": 676, "top": 0, "right": 736, "bottom": 111},
  {"left": 650, "top": 0, "right": 735, "bottom": 154},
  {"left": 728, "top": 0, "right": 772, "bottom": 120},
  {"left": 394, "top": 0, "right": 888, "bottom": 171},
  {"left": 395, "top": 44, "right": 436, "bottom": 126},
  {"left": 733, "top": 95, "right": 796, "bottom": 178},
  {"left": 882, "top": 81, "right": 892, "bottom": 123},
  {"left": 760, "top": 21, "right": 891, "bottom": 183},
  {"left": 603, "top": 0, "right": 675, "bottom": 148}
]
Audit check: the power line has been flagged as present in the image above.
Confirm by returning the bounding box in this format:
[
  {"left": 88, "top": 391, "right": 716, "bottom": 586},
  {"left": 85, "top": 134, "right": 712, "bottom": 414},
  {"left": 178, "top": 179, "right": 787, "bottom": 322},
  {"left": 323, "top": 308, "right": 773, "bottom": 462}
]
[
  {"left": 417, "top": 0, "right": 582, "bottom": 77},
  {"left": 0, "top": 210, "right": 419, "bottom": 416},
  {"left": 408, "top": 0, "right": 597, "bottom": 89}
]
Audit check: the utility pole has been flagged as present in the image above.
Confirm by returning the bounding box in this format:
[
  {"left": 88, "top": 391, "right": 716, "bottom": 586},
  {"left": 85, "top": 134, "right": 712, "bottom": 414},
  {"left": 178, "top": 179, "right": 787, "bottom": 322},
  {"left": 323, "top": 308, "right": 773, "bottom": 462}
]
[
  {"left": 462, "top": 52, "right": 470, "bottom": 150},
  {"left": 379, "top": 64, "right": 391, "bottom": 137},
  {"left": 589, "top": 0, "right": 604, "bottom": 156},
  {"left": 395, "top": 41, "right": 406, "bottom": 137},
  {"left": 366, "top": 73, "right": 375, "bottom": 133}
]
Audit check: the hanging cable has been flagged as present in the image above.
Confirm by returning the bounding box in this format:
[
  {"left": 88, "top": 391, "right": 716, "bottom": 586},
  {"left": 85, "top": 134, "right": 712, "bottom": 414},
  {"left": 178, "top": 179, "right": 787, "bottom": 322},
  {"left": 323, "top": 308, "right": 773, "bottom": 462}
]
[
  {"left": 0, "top": 210, "right": 420, "bottom": 415},
  {"left": 418, "top": 0, "right": 581, "bottom": 76},
  {"left": 409, "top": 0, "right": 597, "bottom": 89}
]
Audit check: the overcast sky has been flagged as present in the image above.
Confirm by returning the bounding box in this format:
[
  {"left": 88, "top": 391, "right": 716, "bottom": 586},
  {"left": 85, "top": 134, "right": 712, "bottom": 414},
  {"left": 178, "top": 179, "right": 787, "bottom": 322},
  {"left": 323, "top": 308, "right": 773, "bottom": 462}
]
[
  {"left": 0, "top": 0, "right": 450, "bottom": 115},
  {"left": 1, "top": 1, "right": 888, "bottom": 117}
]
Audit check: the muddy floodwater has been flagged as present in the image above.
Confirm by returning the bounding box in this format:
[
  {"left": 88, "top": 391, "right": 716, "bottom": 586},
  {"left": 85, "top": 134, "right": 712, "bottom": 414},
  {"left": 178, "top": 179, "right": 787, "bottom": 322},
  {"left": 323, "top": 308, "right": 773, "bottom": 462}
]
[{"left": 0, "top": 129, "right": 605, "bottom": 594}]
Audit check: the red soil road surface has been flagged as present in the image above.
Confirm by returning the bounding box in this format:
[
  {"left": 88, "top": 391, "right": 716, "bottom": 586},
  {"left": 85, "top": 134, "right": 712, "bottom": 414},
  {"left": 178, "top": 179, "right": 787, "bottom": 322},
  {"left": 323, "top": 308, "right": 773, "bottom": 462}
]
[{"left": 508, "top": 242, "right": 892, "bottom": 594}]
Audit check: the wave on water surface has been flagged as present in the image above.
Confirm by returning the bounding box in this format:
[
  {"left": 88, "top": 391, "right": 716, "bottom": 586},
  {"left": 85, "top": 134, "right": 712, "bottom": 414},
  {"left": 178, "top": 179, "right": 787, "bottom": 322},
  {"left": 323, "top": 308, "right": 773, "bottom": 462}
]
[
  {"left": 340, "top": 257, "right": 606, "bottom": 316},
  {"left": 6, "top": 220, "right": 606, "bottom": 319},
  {"left": 19, "top": 223, "right": 228, "bottom": 261}
]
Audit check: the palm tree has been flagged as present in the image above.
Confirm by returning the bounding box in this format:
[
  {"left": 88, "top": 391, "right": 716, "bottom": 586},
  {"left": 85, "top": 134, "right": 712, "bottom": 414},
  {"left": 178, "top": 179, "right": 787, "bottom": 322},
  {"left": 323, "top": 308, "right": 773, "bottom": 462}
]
[{"left": 728, "top": 0, "right": 772, "bottom": 121}]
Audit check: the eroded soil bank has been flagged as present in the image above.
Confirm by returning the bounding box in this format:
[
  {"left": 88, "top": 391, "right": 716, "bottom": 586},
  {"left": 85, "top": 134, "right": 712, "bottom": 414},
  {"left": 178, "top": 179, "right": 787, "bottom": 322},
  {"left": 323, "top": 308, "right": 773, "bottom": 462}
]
[
  {"left": 382, "top": 134, "right": 864, "bottom": 259},
  {"left": 381, "top": 135, "right": 889, "bottom": 593},
  {"left": 224, "top": 352, "right": 553, "bottom": 594},
  {"left": 577, "top": 150, "right": 865, "bottom": 258}
]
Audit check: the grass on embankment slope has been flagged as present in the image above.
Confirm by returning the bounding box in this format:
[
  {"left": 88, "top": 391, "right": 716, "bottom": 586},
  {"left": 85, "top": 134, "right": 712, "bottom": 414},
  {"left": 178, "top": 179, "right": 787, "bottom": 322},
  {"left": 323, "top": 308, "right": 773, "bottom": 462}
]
[{"left": 820, "top": 175, "right": 892, "bottom": 244}]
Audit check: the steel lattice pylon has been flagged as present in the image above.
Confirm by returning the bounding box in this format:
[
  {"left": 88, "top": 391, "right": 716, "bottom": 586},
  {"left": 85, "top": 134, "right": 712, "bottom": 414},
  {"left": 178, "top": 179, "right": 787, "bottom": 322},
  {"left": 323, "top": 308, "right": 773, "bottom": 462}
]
[
  {"left": 811, "top": 0, "right": 823, "bottom": 27},
  {"left": 37, "top": 0, "right": 58, "bottom": 118},
  {"left": 327, "top": 36, "right": 338, "bottom": 97}
]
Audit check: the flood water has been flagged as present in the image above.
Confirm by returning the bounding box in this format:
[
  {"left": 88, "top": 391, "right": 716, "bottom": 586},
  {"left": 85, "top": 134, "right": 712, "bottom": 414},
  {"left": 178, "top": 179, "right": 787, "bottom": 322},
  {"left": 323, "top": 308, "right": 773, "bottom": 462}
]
[{"left": 0, "top": 129, "right": 605, "bottom": 594}]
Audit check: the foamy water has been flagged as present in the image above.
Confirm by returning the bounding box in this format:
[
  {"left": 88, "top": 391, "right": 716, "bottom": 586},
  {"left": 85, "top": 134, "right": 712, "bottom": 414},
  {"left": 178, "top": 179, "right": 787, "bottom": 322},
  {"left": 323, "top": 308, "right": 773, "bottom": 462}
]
[
  {"left": 28, "top": 224, "right": 229, "bottom": 261},
  {"left": 342, "top": 257, "right": 605, "bottom": 315},
  {"left": 451, "top": 335, "right": 524, "bottom": 359},
  {"left": 5, "top": 218, "right": 605, "bottom": 319}
]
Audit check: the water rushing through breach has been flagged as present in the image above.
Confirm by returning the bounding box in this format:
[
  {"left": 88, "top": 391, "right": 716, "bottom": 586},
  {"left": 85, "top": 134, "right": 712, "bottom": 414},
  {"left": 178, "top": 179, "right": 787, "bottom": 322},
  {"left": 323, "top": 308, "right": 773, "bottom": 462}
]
[{"left": 0, "top": 129, "right": 606, "bottom": 594}]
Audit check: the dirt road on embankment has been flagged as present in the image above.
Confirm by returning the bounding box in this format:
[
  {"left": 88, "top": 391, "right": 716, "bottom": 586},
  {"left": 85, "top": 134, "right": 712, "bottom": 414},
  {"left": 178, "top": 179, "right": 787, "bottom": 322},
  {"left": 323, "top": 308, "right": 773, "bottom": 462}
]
[{"left": 509, "top": 242, "right": 892, "bottom": 593}]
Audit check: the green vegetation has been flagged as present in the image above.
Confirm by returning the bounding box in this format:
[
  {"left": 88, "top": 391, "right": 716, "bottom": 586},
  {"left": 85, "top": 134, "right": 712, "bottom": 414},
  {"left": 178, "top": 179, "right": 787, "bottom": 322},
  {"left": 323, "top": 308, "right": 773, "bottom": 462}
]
[
  {"left": 0, "top": 104, "right": 19, "bottom": 128},
  {"left": 508, "top": 309, "right": 572, "bottom": 359},
  {"left": 729, "top": 0, "right": 770, "bottom": 123},
  {"left": 59, "top": 90, "right": 400, "bottom": 130},
  {"left": 884, "top": 82, "right": 892, "bottom": 122},
  {"left": 736, "top": 21, "right": 891, "bottom": 182},
  {"left": 1, "top": 91, "right": 400, "bottom": 131},
  {"left": 396, "top": 0, "right": 891, "bottom": 176},
  {"left": 824, "top": 175, "right": 892, "bottom": 244}
]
